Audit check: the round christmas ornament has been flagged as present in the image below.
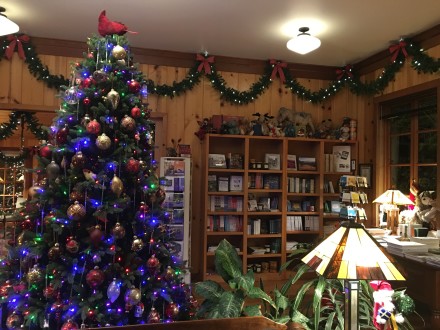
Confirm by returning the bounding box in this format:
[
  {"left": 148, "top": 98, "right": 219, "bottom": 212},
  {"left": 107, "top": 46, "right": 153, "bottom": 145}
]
[
  {"left": 165, "top": 302, "right": 179, "bottom": 320},
  {"left": 46, "top": 160, "right": 61, "bottom": 180},
  {"left": 81, "top": 76, "right": 94, "bottom": 88},
  {"left": 134, "top": 302, "right": 145, "bottom": 318},
  {"left": 71, "top": 151, "right": 87, "bottom": 169},
  {"left": 39, "top": 144, "right": 52, "bottom": 158},
  {"left": 86, "top": 119, "right": 101, "bottom": 135},
  {"left": 107, "top": 278, "right": 120, "bottom": 303},
  {"left": 164, "top": 266, "right": 175, "bottom": 282},
  {"left": 21, "top": 216, "right": 33, "bottom": 230},
  {"left": 43, "top": 211, "right": 56, "bottom": 225},
  {"left": 125, "top": 287, "right": 141, "bottom": 305},
  {"left": 107, "top": 88, "right": 120, "bottom": 110},
  {"left": 86, "top": 266, "right": 105, "bottom": 288},
  {"left": 147, "top": 255, "right": 160, "bottom": 275},
  {"left": 131, "top": 106, "right": 141, "bottom": 118},
  {"left": 90, "top": 225, "right": 103, "bottom": 245},
  {"left": 61, "top": 319, "right": 79, "bottom": 330},
  {"left": 48, "top": 243, "right": 61, "bottom": 260},
  {"left": 117, "top": 59, "right": 126, "bottom": 66},
  {"left": 111, "top": 45, "right": 126, "bottom": 60},
  {"left": 96, "top": 133, "right": 112, "bottom": 150},
  {"left": 56, "top": 125, "right": 69, "bottom": 145},
  {"left": 28, "top": 185, "right": 42, "bottom": 199},
  {"left": 83, "top": 97, "right": 91, "bottom": 107},
  {"left": 43, "top": 285, "right": 57, "bottom": 299},
  {"left": 111, "top": 174, "right": 124, "bottom": 197},
  {"left": 66, "top": 237, "right": 79, "bottom": 253},
  {"left": 131, "top": 236, "right": 144, "bottom": 252},
  {"left": 27, "top": 264, "right": 43, "bottom": 285},
  {"left": 64, "top": 86, "right": 79, "bottom": 105},
  {"left": 6, "top": 312, "right": 22, "bottom": 330},
  {"left": 92, "top": 69, "right": 108, "bottom": 83},
  {"left": 0, "top": 280, "right": 12, "bottom": 297},
  {"left": 147, "top": 308, "right": 161, "bottom": 324},
  {"left": 128, "top": 79, "right": 141, "bottom": 93},
  {"left": 112, "top": 222, "right": 126, "bottom": 239},
  {"left": 126, "top": 157, "right": 140, "bottom": 173},
  {"left": 67, "top": 201, "right": 86, "bottom": 221},
  {"left": 121, "top": 115, "right": 136, "bottom": 132}
]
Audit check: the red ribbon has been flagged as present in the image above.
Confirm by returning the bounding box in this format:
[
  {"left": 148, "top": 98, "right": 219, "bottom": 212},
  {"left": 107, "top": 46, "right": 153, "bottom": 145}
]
[
  {"left": 196, "top": 54, "right": 215, "bottom": 74},
  {"left": 4, "top": 35, "right": 30, "bottom": 60},
  {"left": 336, "top": 65, "right": 353, "bottom": 80},
  {"left": 389, "top": 41, "right": 408, "bottom": 62},
  {"left": 270, "top": 59, "right": 287, "bottom": 83}
]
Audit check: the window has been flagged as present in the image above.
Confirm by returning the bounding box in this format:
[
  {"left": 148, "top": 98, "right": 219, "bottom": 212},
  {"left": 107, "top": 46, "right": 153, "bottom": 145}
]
[{"left": 381, "top": 90, "right": 437, "bottom": 194}]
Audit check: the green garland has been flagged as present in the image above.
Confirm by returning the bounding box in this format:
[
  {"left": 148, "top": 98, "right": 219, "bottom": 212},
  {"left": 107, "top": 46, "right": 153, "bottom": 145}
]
[
  {"left": 0, "top": 111, "right": 48, "bottom": 163},
  {"left": 1, "top": 35, "right": 440, "bottom": 104}
]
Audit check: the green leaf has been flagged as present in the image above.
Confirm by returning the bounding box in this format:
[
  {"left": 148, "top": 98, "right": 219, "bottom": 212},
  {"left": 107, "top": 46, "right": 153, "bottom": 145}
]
[
  {"left": 273, "top": 288, "right": 289, "bottom": 311},
  {"left": 194, "top": 280, "right": 224, "bottom": 300},
  {"left": 280, "top": 263, "right": 313, "bottom": 296},
  {"left": 324, "top": 311, "right": 336, "bottom": 330},
  {"left": 243, "top": 304, "right": 262, "bottom": 316},
  {"left": 290, "top": 310, "right": 311, "bottom": 330},
  {"left": 217, "top": 291, "right": 244, "bottom": 318},
  {"left": 292, "top": 278, "right": 317, "bottom": 310},
  {"left": 233, "top": 271, "right": 255, "bottom": 292},
  {"left": 248, "top": 286, "right": 275, "bottom": 307},
  {"left": 215, "top": 239, "right": 243, "bottom": 282}
]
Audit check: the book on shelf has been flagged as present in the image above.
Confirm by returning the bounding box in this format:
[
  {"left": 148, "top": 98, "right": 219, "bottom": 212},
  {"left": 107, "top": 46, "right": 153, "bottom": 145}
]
[
  {"left": 229, "top": 175, "right": 243, "bottom": 191},
  {"left": 208, "top": 215, "right": 243, "bottom": 232},
  {"left": 209, "top": 195, "right": 243, "bottom": 212},
  {"left": 218, "top": 176, "right": 229, "bottom": 192},
  {"left": 332, "top": 146, "right": 351, "bottom": 172},
  {"left": 288, "top": 177, "right": 315, "bottom": 193},
  {"left": 208, "top": 174, "right": 217, "bottom": 192},
  {"left": 287, "top": 154, "right": 297, "bottom": 170},
  {"left": 177, "top": 144, "right": 191, "bottom": 157},
  {"left": 263, "top": 174, "right": 280, "bottom": 189},
  {"left": 297, "top": 157, "right": 317, "bottom": 171},
  {"left": 330, "top": 200, "right": 341, "bottom": 214},
  {"left": 227, "top": 153, "right": 244, "bottom": 169}
]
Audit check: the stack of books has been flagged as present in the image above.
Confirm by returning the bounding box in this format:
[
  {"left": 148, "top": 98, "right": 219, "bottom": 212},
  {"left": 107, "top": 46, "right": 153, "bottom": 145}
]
[{"left": 386, "top": 238, "right": 429, "bottom": 256}]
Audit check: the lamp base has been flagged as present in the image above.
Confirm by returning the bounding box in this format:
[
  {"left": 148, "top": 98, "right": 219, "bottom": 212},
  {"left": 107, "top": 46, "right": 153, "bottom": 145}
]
[{"left": 344, "top": 280, "right": 360, "bottom": 330}]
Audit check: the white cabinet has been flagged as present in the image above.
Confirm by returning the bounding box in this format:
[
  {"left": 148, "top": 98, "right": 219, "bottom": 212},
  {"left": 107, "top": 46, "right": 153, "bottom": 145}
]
[{"left": 160, "top": 157, "right": 191, "bottom": 283}]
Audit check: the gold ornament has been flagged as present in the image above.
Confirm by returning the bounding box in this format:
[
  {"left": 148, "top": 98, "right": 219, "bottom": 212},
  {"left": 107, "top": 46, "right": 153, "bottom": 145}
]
[
  {"left": 117, "top": 59, "right": 126, "bottom": 66},
  {"left": 17, "top": 232, "right": 25, "bottom": 246},
  {"left": 131, "top": 236, "right": 144, "bottom": 252},
  {"left": 125, "top": 287, "right": 141, "bottom": 305},
  {"left": 111, "top": 174, "right": 123, "bottom": 197},
  {"left": 107, "top": 88, "right": 120, "bottom": 110},
  {"left": 121, "top": 115, "right": 136, "bottom": 132},
  {"left": 96, "top": 133, "right": 111, "bottom": 150},
  {"left": 112, "top": 45, "right": 126, "bottom": 60},
  {"left": 67, "top": 201, "right": 86, "bottom": 221},
  {"left": 112, "top": 222, "right": 126, "bottom": 239},
  {"left": 27, "top": 265, "right": 43, "bottom": 284}
]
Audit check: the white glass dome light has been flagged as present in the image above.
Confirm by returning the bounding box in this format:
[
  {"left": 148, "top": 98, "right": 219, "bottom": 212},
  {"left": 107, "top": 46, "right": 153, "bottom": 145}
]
[
  {"left": 0, "top": 7, "right": 19, "bottom": 36},
  {"left": 287, "top": 27, "right": 321, "bottom": 55}
]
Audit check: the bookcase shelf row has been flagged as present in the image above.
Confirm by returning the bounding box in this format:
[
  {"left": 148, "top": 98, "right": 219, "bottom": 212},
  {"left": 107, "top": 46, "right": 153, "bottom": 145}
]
[{"left": 201, "top": 134, "right": 357, "bottom": 281}]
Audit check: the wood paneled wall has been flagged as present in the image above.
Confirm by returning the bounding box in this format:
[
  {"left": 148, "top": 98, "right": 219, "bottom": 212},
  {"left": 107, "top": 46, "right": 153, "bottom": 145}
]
[{"left": 1, "top": 41, "right": 439, "bottom": 280}]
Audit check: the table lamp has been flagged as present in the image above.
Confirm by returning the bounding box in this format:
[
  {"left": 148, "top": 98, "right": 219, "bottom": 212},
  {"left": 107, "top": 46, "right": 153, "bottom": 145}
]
[
  {"left": 372, "top": 189, "right": 414, "bottom": 234},
  {"left": 301, "top": 221, "right": 405, "bottom": 330}
]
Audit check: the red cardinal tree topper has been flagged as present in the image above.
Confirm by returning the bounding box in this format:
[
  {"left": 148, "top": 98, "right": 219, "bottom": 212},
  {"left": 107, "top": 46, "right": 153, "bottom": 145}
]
[{"left": 98, "top": 10, "right": 138, "bottom": 36}]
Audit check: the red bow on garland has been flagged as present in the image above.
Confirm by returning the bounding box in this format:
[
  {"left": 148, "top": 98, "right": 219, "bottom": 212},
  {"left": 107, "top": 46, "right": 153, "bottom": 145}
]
[
  {"left": 4, "top": 35, "right": 30, "bottom": 60},
  {"left": 269, "top": 59, "right": 287, "bottom": 83},
  {"left": 336, "top": 65, "right": 354, "bottom": 80},
  {"left": 389, "top": 40, "right": 408, "bottom": 63},
  {"left": 196, "top": 54, "right": 215, "bottom": 74}
]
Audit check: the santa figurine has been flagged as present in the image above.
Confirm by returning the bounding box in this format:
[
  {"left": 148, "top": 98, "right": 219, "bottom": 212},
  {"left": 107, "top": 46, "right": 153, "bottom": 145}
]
[{"left": 369, "top": 280, "right": 404, "bottom": 329}]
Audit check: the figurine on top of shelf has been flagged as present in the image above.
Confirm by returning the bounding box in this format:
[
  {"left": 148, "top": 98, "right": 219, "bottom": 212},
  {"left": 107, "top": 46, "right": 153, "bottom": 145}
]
[
  {"left": 220, "top": 120, "right": 240, "bottom": 135},
  {"left": 314, "top": 119, "right": 333, "bottom": 139},
  {"left": 277, "top": 107, "right": 315, "bottom": 138},
  {"left": 250, "top": 112, "right": 273, "bottom": 136},
  {"left": 195, "top": 117, "right": 215, "bottom": 141},
  {"left": 338, "top": 117, "right": 351, "bottom": 141}
]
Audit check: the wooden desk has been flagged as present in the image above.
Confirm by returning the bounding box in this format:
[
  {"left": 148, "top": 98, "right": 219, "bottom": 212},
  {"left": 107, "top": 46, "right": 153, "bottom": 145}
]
[{"left": 392, "top": 255, "right": 440, "bottom": 328}]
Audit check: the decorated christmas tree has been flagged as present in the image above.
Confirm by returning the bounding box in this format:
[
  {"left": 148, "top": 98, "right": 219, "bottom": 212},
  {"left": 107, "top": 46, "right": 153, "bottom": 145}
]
[{"left": 0, "top": 11, "right": 195, "bottom": 330}]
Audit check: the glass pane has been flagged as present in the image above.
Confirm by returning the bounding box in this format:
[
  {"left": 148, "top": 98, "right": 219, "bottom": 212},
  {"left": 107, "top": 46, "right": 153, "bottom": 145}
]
[
  {"left": 418, "top": 96, "right": 437, "bottom": 130},
  {"left": 418, "top": 131, "right": 437, "bottom": 163},
  {"left": 418, "top": 166, "right": 437, "bottom": 191},
  {"left": 389, "top": 113, "right": 410, "bottom": 134},
  {"left": 390, "top": 166, "right": 410, "bottom": 194},
  {"left": 390, "top": 134, "right": 410, "bottom": 164}
]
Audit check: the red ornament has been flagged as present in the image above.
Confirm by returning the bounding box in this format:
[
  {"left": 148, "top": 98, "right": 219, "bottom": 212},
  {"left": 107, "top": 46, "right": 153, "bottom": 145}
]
[
  {"left": 126, "top": 157, "right": 140, "bottom": 173},
  {"left": 147, "top": 255, "right": 160, "bottom": 274},
  {"left": 165, "top": 302, "right": 179, "bottom": 320},
  {"left": 98, "top": 10, "right": 136, "bottom": 36},
  {"left": 69, "top": 190, "right": 85, "bottom": 202},
  {"left": 86, "top": 119, "right": 101, "bottom": 135},
  {"left": 90, "top": 225, "right": 103, "bottom": 246},
  {"left": 6, "top": 313, "right": 22, "bottom": 330},
  {"left": 82, "top": 77, "right": 93, "bottom": 88},
  {"left": 66, "top": 237, "right": 79, "bottom": 254},
  {"left": 147, "top": 308, "right": 161, "bottom": 323},
  {"left": 61, "top": 319, "right": 79, "bottom": 330},
  {"left": 0, "top": 281, "right": 12, "bottom": 298},
  {"left": 121, "top": 115, "right": 136, "bottom": 132},
  {"left": 43, "top": 285, "right": 57, "bottom": 299},
  {"left": 71, "top": 151, "right": 87, "bottom": 169},
  {"left": 128, "top": 79, "right": 141, "bottom": 93},
  {"left": 48, "top": 243, "right": 62, "bottom": 260},
  {"left": 83, "top": 97, "right": 91, "bottom": 107},
  {"left": 56, "top": 125, "right": 69, "bottom": 145},
  {"left": 86, "top": 267, "right": 105, "bottom": 288},
  {"left": 131, "top": 106, "right": 141, "bottom": 118},
  {"left": 21, "top": 216, "right": 33, "bottom": 230},
  {"left": 87, "top": 53, "right": 94, "bottom": 59},
  {"left": 39, "top": 144, "right": 52, "bottom": 158}
]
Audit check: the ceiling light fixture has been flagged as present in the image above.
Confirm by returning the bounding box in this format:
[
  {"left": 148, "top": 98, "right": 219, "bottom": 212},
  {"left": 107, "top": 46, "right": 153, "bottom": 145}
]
[
  {"left": 287, "top": 27, "right": 321, "bottom": 55},
  {"left": 0, "top": 6, "right": 19, "bottom": 37}
]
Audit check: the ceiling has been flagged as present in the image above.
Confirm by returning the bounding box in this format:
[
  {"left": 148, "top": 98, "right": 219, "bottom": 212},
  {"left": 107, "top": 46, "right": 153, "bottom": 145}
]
[{"left": 5, "top": 0, "right": 440, "bottom": 67}]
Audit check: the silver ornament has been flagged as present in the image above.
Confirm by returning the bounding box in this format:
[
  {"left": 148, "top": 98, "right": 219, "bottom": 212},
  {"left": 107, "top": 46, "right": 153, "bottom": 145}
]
[{"left": 107, "top": 88, "right": 120, "bottom": 110}]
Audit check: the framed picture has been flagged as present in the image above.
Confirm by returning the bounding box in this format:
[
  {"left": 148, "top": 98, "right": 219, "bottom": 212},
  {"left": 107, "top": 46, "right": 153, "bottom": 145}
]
[
  {"left": 359, "top": 163, "right": 372, "bottom": 188},
  {"left": 287, "top": 154, "right": 297, "bottom": 170},
  {"left": 208, "top": 153, "right": 227, "bottom": 168},
  {"left": 265, "top": 153, "right": 281, "bottom": 170}
]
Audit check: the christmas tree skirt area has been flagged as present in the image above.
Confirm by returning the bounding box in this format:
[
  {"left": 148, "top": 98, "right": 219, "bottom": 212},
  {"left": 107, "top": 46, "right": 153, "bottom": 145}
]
[{"left": 89, "top": 316, "right": 287, "bottom": 330}]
